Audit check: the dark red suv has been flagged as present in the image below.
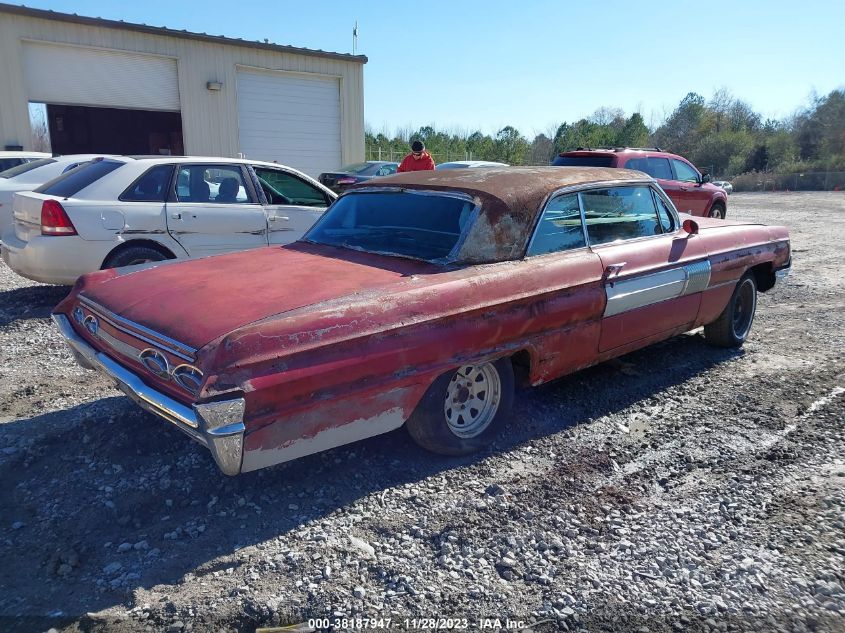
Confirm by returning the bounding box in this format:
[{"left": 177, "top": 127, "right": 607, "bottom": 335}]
[{"left": 552, "top": 148, "right": 728, "bottom": 218}]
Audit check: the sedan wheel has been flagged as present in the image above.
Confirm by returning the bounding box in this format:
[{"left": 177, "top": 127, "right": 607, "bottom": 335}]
[
  {"left": 704, "top": 273, "right": 757, "bottom": 347},
  {"left": 443, "top": 364, "right": 502, "bottom": 439},
  {"left": 406, "top": 358, "right": 514, "bottom": 455}
]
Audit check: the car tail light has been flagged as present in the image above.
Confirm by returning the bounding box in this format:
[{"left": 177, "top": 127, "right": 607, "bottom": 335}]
[
  {"left": 336, "top": 177, "right": 357, "bottom": 185},
  {"left": 41, "top": 199, "right": 77, "bottom": 236}
]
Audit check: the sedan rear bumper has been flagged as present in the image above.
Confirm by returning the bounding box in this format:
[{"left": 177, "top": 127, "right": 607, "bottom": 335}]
[{"left": 53, "top": 313, "right": 245, "bottom": 475}]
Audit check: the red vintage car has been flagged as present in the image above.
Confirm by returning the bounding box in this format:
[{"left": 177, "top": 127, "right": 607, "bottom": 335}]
[{"left": 53, "top": 167, "right": 791, "bottom": 475}]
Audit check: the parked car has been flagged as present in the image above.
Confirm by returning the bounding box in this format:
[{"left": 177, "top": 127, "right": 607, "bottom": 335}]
[
  {"left": 713, "top": 180, "right": 733, "bottom": 194},
  {"left": 53, "top": 166, "right": 790, "bottom": 475},
  {"left": 0, "top": 150, "right": 51, "bottom": 173},
  {"left": 435, "top": 161, "right": 509, "bottom": 170},
  {"left": 0, "top": 154, "right": 113, "bottom": 239},
  {"left": 318, "top": 161, "right": 398, "bottom": 193},
  {"left": 2, "top": 156, "right": 336, "bottom": 284},
  {"left": 553, "top": 147, "right": 728, "bottom": 218}
]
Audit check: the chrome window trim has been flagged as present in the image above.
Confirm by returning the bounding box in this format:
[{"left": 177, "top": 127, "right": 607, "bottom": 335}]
[
  {"left": 578, "top": 182, "right": 681, "bottom": 250},
  {"left": 524, "top": 178, "right": 659, "bottom": 258},
  {"left": 78, "top": 296, "right": 197, "bottom": 361},
  {"left": 524, "top": 191, "right": 588, "bottom": 257}
]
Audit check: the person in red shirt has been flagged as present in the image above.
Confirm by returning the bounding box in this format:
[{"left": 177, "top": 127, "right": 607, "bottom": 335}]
[{"left": 397, "top": 140, "right": 436, "bottom": 172}]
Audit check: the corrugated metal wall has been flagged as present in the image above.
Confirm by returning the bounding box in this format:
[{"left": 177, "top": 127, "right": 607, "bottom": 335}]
[{"left": 0, "top": 12, "right": 365, "bottom": 166}]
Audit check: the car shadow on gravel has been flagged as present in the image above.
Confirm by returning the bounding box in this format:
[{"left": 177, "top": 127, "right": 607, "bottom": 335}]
[
  {"left": 0, "top": 284, "right": 70, "bottom": 327},
  {"left": 0, "top": 332, "right": 743, "bottom": 628}
]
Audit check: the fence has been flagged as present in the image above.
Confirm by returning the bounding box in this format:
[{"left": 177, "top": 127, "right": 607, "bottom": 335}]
[{"left": 731, "top": 171, "right": 845, "bottom": 192}]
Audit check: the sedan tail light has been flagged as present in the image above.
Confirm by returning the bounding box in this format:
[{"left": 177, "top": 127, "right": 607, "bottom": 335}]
[
  {"left": 336, "top": 177, "right": 357, "bottom": 185},
  {"left": 41, "top": 199, "right": 77, "bottom": 236}
]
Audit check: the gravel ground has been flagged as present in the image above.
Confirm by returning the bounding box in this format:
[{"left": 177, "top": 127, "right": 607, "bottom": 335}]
[{"left": 1, "top": 192, "right": 843, "bottom": 633}]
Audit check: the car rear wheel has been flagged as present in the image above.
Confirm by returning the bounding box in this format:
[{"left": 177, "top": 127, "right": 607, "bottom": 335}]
[
  {"left": 103, "top": 245, "right": 168, "bottom": 269},
  {"left": 709, "top": 203, "right": 726, "bottom": 219},
  {"left": 704, "top": 273, "right": 757, "bottom": 348},
  {"left": 405, "top": 358, "right": 514, "bottom": 456}
]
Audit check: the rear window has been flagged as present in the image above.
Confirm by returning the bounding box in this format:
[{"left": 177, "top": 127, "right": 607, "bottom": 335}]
[
  {"left": 552, "top": 155, "right": 615, "bottom": 167},
  {"left": 305, "top": 191, "right": 473, "bottom": 262},
  {"left": 36, "top": 159, "right": 124, "bottom": 197},
  {"left": 0, "top": 158, "right": 56, "bottom": 179}
]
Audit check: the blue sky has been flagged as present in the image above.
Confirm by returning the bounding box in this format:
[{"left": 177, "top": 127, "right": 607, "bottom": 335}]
[{"left": 16, "top": 0, "right": 845, "bottom": 137}]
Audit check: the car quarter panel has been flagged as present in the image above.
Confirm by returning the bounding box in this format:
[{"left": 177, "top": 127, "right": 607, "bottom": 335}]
[
  {"left": 200, "top": 251, "right": 606, "bottom": 470},
  {"left": 694, "top": 223, "right": 790, "bottom": 326}
]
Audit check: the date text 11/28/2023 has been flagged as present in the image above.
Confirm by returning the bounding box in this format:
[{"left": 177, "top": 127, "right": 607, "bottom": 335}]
[{"left": 300, "top": 617, "right": 529, "bottom": 629}]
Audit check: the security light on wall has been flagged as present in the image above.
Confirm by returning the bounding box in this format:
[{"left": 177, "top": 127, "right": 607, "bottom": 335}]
[{"left": 206, "top": 81, "right": 223, "bottom": 91}]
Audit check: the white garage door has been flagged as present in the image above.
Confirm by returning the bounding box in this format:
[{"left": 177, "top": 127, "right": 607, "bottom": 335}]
[
  {"left": 237, "top": 69, "right": 341, "bottom": 177},
  {"left": 22, "top": 42, "right": 180, "bottom": 111}
]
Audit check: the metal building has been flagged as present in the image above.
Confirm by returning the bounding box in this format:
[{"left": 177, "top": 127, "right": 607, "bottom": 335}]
[{"left": 0, "top": 3, "right": 367, "bottom": 176}]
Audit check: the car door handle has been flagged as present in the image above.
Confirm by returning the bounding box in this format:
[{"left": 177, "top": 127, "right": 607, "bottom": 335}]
[
  {"left": 170, "top": 212, "right": 182, "bottom": 220},
  {"left": 269, "top": 216, "right": 289, "bottom": 222}
]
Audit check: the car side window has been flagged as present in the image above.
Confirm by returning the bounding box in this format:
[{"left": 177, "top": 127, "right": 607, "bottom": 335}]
[
  {"left": 120, "top": 165, "right": 174, "bottom": 202},
  {"left": 646, "top": 157, "right": 673, "bottom": 180},
  {"left": 527, "top": 193, "right": 586, "bottom": 256},
  {"left": 624, "top": 157, "right": 672, "bottom": 180},
  {"left": 175, "top": 165, "right": 252, "bottom": 204},
  {"left": 376, "top": 164, "right": 397, "bottom": 177},
  {"left": 672, "top": 159, "right": 700, "bottom": 183},
  {"left": 252, "top": 167, "right": 329, "bottom": 207},
  {"left": 581, "top": 186, "right": 663, "bottom": 246},
  {"left": 652, "top": 190, "right": 676, "bottom": 232}
]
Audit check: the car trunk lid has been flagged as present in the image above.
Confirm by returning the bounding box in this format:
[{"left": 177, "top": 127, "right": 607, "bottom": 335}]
[{"left": 79, "top": 242, "right": 434, "bottom": 351}]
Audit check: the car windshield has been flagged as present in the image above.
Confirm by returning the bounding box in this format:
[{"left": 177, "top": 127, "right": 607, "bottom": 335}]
[
  {"left": 303, "top": 191, "right": 474, "bottom": 262},
  {"left": 436, "top": 163, "right": 470, "bottom": 169},
  {"left": 340, "top": 162, "right": 382, "bottom": 175},
  {"left": 553, "top": 155, "right": 614, "bottom": 167},
  {"left": 0, "top": 158, "right": 56, "bottom": 179}
]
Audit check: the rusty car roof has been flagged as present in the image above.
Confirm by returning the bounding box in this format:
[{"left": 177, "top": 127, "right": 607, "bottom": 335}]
[{"left": 349, "top": 166, "right": 653, "bottom": 264}]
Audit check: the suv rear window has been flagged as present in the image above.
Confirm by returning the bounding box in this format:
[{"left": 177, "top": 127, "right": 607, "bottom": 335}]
[
  {"left": 0, "top": 158, "right": 56, "bottom": 179},
  {"left": 552, "top": 155, "right": 615, "bottom": 167},
  {"left": 36, "top": 159, "right": 124, "bottom": 197}
]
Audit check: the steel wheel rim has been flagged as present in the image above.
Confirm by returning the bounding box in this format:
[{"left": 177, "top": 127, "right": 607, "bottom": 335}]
[
  {"left": 443, "top": 363, "right": 501, "bottom": 439},
  {"left": 732, "top": 279, "right": 756, "bottom": 339},
  {"left": 710, "top": 207, "right": 724, "bottom": 219},
  {"left": 126, "top": 258, "right": 155, "bottom": 266}
]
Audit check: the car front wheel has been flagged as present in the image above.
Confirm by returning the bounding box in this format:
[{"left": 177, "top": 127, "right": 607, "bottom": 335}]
[
  {"left": 704, "top": 273, "right": 757, "bottom": 347},
  {"left": 405, "top": 358, "right": 514, "bottom": 456}
]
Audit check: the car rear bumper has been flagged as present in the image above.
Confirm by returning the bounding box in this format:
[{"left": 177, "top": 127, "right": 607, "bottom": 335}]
[
  {"left": 1, "top": 230, "right": 104, "bottom": 285},
  {"left": 53, "top": 313, "right": 246, "bottom": 475},
  {"left": 776, "top": 258, "right": 791, "bottom": 279}
]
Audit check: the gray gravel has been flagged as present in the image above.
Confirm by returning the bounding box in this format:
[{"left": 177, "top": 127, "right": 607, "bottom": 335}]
[{"left": 0, "top": 192, "right": 843, "bottom": 633}]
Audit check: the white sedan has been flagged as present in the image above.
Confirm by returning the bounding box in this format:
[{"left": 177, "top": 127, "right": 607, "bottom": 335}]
[
  {"left": 0, "top": 150, "right": 51, "bottom": 173},
  {"left": 0, "top": 154, "right": 113, "bottom": 238},
  {"left": 1, "top": 156, "right": 336, "bottom": 284}
]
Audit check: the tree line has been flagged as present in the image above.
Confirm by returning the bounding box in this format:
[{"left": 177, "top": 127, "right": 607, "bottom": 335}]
[{"left": 366, "top": 88, "right": 845, "bottom": 179}]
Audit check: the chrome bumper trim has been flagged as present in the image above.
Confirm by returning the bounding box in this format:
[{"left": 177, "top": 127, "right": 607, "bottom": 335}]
[
  {"left": 53, "top": 314, "right": 245, "bottom": 475},
  {"left": 775, "top": 258, "right": 792, "bottom": 279}
]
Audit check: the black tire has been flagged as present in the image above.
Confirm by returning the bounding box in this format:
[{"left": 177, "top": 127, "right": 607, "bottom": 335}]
[
  {"left": 709, "top": 203, "right": 726, "bottom": 219},
  {"left": 103, "top": 245, "right": 168, "bottom": 270},
  {"left": 704, "top": 273, "right": 757, "bottom": 348},
  {"left": 406, "top": 358, "right": 515, "bottom": 456}
]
